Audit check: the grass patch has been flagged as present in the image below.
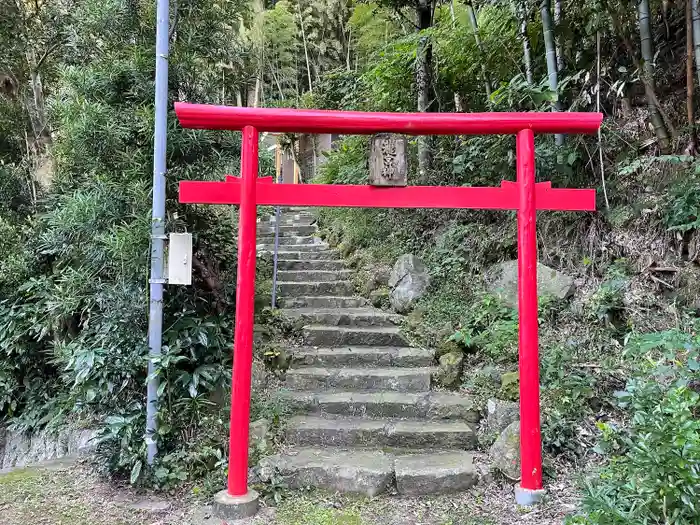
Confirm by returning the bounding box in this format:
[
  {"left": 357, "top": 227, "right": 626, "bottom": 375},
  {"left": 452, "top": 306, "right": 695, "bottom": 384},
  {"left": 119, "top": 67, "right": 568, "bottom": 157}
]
[{"left": 275, "top": 495, "right": 365, "bottom": 525}]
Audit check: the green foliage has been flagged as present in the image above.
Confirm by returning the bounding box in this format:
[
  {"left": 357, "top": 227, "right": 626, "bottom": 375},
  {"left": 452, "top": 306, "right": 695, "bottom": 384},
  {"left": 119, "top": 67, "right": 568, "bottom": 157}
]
[
  {"left": 665, "top": 175, "right": 700, "bottom": 233},
  {"left": 449, "top": 294, "right": 518, "bottom": 362},
  {"left": 574, "top": 328, "right": 700, "bottom": 524},
  {"left": 540, "top": 345, "right": 598, "bottom": 457},
  {"left": 0, "top": 0, "right": 253, "bottom": 489},
  {"left": 315, "top": 135, "right": 369, "bottom": 185},
  {"left": 587, "top": 261, "right": 629, "bottom": 331}
]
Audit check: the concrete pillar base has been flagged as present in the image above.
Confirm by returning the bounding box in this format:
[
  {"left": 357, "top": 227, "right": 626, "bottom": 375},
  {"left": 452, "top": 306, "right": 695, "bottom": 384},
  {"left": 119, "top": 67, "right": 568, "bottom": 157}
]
[
  {"left": 213, "top": 489, "right": 260, "bottom": 520},
  {"left": 514, "top": 485, "right": 546, "bottom": 506}
]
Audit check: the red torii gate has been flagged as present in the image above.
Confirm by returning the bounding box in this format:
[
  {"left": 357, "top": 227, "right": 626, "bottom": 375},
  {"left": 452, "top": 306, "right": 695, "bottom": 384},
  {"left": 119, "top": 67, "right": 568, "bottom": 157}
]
[{"left": 175, "top": 102, "right": 601, "bottom": 513}]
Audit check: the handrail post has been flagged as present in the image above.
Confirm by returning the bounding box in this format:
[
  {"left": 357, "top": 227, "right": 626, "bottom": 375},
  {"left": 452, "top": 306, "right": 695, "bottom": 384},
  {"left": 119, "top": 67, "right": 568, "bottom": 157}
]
[{"left": 515, "top": 128, "right": 545, "bottom": 505}]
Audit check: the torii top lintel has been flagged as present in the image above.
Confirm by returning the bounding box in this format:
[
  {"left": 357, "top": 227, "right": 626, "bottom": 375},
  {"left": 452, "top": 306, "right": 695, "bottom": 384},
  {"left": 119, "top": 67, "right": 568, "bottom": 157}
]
[
  {"left": 174, "top": 102, "right": 602, "bottom": 212},
  {"left": 175, "top": 102, "right": 602, "bottom": 136}
]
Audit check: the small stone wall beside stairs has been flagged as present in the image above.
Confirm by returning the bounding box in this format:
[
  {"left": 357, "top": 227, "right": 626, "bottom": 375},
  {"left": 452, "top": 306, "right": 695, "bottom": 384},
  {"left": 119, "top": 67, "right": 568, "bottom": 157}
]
[{"left": 258, "top": 208, "right": 484, "bottom": 497}]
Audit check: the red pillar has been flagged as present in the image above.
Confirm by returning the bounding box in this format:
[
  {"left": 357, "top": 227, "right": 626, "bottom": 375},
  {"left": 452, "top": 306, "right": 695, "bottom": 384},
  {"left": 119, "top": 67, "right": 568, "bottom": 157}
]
[
  {"left": 228, "top": 125, "right": 259, "bottom": 496},
  {"left": 516, "top": 128, "right": 543, "bottom": 491}
]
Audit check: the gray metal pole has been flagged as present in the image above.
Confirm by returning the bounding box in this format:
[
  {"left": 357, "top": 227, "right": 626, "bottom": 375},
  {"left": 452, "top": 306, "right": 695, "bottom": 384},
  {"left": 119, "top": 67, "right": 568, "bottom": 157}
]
[{"left": 146, "top": 0, "right": 169, "bottom": 466}]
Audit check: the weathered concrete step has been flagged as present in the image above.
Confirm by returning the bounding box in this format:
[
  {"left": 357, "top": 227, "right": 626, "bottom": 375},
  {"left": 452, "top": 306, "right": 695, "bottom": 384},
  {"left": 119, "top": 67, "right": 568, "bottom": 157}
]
[
  {"left": 283, "top": 307, "right": 401, "bottom": 327},
  {"left": 394, "top": 451, "right": 479, "bottom": 496},
  {"left": 302, "top": 325, "right": 405, "bottom": 346},
  {"left": 278, "top": 281, "right": 355, "bottom": 297},
  {"left": 257, "top": 224, "right": 317, "bottom": 236},
  {"left": 285, "top": 415, "right": 477, "bottom": 449},
  {"left": 275, "top": 250, "right": 340, "bottom": 261},
  {"left": 259, "top": 243, "right": 329, "bottom": 252},
  {"left": 282, "top": 391, "right": 480, "bottom": 422},
  {"left": 260, "top": 448, "right": 394, "bottom": 497},
  {"left": 259, "top": 212, "right": 314, "bottom": 223},
  {"left": 285, "top": 366, "right": 434, "bottom": 392},
  {"left": 291, "top": 346, "right": 432, "bottom": 368},
  {"left": 276, "top": 270, "right": 353, "bottom": 283},
  {"left": 278, "top": 296, "right": 368, "bottom": 309},
  {"left": 260, "top": 448, "right": 478, "bottom": 496},
  {"left": 256, "top": 235, "right": 320, "bottom": 246},
  {"left": 277, "top": 259, "right": 347, "bottom": 271}
]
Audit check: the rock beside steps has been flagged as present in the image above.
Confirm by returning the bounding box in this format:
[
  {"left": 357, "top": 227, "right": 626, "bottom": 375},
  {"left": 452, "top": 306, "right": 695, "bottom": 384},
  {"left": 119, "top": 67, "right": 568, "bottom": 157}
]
[{"left": 257, "top": 208, "right": 483, "bottom": 496}]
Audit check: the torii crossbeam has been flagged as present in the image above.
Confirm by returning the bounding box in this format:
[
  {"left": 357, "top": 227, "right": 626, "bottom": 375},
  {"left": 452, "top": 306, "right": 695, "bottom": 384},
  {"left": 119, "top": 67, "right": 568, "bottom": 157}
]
[{"left": 174, "top": 102, "right": 602, "bottom": 512}]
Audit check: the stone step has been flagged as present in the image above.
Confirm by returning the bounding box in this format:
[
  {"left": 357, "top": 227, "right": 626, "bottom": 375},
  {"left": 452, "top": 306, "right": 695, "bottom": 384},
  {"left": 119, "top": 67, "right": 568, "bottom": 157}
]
[
  {"left": 302, "top": 325, "right": 405, "bottom": 346},
  {"left": 260, "top": 448, "right": 394, "bottom": 497},
  {"left": 277, "top": 259, "right": 347, "bottom": 271},
  {"left": 278, "top": 281, "right": 355, "bottom": 297},
  {"left": 257, "top": 224, "right": 317, "bottom": 236},
  {"left": 276, "top": 270, "right": 353, "bottom": 283},
  {"left": 394, "top": 451, "right": 479, "bottom": 496},
  {"left": 255, "top": 235, "right": 320, "bottom": 246},
  {"left": 259, "top": 243, "right": 330, "bottom": 252},
  {"left": 275, "top": 250, "right": 340, "bottom": 261},
  {"left": 282, "top": 391, "right": 480, "bottom": 422},
  {"left": 285, "top": 366, "right": 433, "bottom": 392},
  {"left": 259, "top": 211, "right": 314, "bottom": 223},
  {"left": 291, "top": 346, "right": 432, "bottom": 368},
  {"left": 278, "top": 296, "right": 368, "bottom": 309},
  {"left": 283, "top": 307, "right": 401, "bottom": 327},
  {"left": 260, "top": 448, "right": 478, "bottom": 497},
  {"left": 284, "top": 415, "right": 477, "bottom": 449}
]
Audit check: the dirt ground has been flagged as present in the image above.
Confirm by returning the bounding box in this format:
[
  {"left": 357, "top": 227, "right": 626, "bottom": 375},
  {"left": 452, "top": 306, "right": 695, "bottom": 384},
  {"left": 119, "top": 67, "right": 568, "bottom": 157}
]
[{"left": 0, "top": 461, "right": 580, "bottom": 525}]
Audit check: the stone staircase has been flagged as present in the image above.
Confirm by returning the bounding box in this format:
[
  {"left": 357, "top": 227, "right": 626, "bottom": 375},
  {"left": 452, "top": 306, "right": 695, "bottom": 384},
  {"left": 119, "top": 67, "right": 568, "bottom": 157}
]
[{"left": 258, "top": 208, "right": 482, "bottom": 497}]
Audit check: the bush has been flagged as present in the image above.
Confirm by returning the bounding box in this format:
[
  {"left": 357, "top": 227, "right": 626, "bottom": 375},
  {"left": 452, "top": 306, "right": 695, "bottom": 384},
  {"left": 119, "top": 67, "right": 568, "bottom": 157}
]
[{"left": 573, "top": 328, "right": 700, "bottom": 524}]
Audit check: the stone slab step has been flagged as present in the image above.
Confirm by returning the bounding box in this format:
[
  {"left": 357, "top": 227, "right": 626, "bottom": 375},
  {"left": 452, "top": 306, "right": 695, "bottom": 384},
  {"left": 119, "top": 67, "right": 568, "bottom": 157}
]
[
  {"left": 255, "top": 235, "right": 320, "bottom": 246},
  {"left": 260, "top": 448, "right": 478, "bottom": 497},
  {"left": 282, "top": 391, "right": 480, "bottom": 423},
  {"left": 259, "top": 242, "right": 329, "bottom": 252},
  {"left": 276, "top": 270, "right": 353, "bottom": 283},
  {"left": 283, "top": 308, "right": 401, "bottom": 327},
  {"left": 302, "top": 325, "right": 405, "bottom": 346},
  {"left": 275, "top": 250, "right": 340, "bottom": 261},
  {"left": 260, "top": 448, "right": 394, "bottom": 497},
  {"left": 284, "top": 415, "right": 477, "bottom": 449},
  {"left": 285, "top": 366, "right": 433, "bottom": 392},
  {"left": 257, "top": 224, "right": 317, "bottom": 236},
  {"left": 277, "top": 259, "right": 347, "bottom": 271},
  {"left": 394, "top": 451, "right": 478, "bottom": 496},
  {"left": 259, "top": 212, "right": 314, "bottom": 224},
  {"left": 291, "top": 346, "right": 432, "bottom": 368},
  {"left": 278, "top": 281, "right": 355, "bottom": 297},
  {"left": 278, "top": 296, "right": 368, "bottom": 309}
]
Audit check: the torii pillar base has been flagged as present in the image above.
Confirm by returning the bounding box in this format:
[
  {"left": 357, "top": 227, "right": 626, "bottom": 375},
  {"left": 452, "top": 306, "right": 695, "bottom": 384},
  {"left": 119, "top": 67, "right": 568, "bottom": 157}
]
[
  {"left": 515, "top": 485, "right": 546, "bottom": 506},
  {"left": 213, "top": 489, "right": 260, "bottom": 520}
]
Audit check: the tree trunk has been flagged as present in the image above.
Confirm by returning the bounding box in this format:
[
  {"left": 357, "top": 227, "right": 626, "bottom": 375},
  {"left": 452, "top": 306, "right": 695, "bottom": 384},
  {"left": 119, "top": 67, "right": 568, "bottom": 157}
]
[
  {"left": 692, "top": 0, "right": 700, "bottom": 86},
  {"left": 416, "top": 0, "right": 433, "bottom": 177},
  {"left": 25, "top": 48, "right": 51, "bottom": 152},
  {"left": 688, "top": 0, "right": 697, "bottom": 154},
  {"left": 466, "top": 1, "right": 492, "bottom": 100},
  {"left": 298, "top": 2, "right": 314, "bottom": 94},
  {"left": 449, "top": 0, "right": 464, "bottom": 111},
  {"left": 638, "top": 0, "right": 671, "bottom": 152},
  {"left": 515, "top": 1, "right": 534, "bottom": 84},
  {"left": 540, "top": 0, "right": 563, "bottom": 145},
  {"left": 554, "top": 0, "right": 564, "bottom": 72}
]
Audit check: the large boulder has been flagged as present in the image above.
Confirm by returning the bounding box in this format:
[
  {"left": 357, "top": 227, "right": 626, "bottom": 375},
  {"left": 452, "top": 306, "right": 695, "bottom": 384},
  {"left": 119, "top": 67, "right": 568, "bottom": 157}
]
[
  {"left": 389, "top": 254, "right": 431, "bottom": 313},
  {"left": 478, "top": 398, "right": 519, "bottom": 447},
  {"left": 489, "top": 420, "right": 521, "bottom": 481},
  {"left": 435, "top": 351, "right": 464, "bottom": 388},
  {"left": 484, "top": 260, "right": 574, "bottom": 308}
]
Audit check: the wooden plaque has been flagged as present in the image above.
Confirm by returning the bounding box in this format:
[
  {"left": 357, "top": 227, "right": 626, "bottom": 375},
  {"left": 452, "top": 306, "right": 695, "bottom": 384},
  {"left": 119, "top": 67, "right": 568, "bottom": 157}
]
[{"left": 369, "top": 133, "right": 408, "bottom": 186}]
